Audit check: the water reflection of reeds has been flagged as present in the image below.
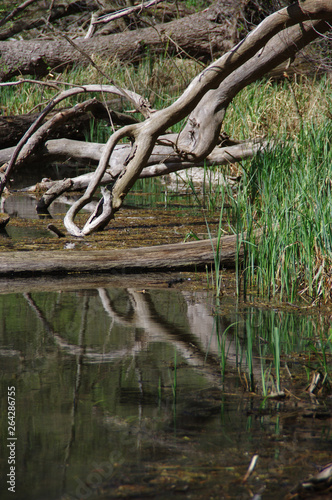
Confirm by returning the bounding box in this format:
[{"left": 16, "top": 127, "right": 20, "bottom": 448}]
[{"left": 0, "top": 284, "right": 331, "bottom": 499}]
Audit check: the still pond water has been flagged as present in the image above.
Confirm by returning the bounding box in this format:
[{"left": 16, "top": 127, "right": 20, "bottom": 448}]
[
  {"left": 0, "top": 184, "right": 331, "bottom": 499},
  {"left": 0, "top": 278, "right": 331, "bottom": 500}
]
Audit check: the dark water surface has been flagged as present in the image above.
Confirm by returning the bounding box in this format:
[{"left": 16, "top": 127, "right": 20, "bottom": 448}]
[{"left": 0, "top": 280, "right": 331, "bottom": 500}]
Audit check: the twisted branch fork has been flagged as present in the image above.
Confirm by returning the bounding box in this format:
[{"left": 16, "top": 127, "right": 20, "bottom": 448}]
[
  {"left": 63, "top": 0, "right": 332, "bottom": 236},
  {"left": 64, "top": 124, "right": 135, "bottom": 237}
]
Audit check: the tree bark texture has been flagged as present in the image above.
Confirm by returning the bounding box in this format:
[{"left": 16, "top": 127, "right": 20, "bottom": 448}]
[
  {"left": 0, "top": 1, "right": 245, "bottom": 82},
  {"left": 0, "top": 229, "right": 260, "bottom": 276},
  {"left": 0, "top": 0, "right": 96, "bottom": 41},
  {"left": 0, "top": 110, "right": 93, "bottom": 149}
]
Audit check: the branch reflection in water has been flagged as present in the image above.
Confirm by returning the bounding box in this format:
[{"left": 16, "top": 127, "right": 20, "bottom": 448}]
[{"left": 0, "top": 282, "right": 331, "bottom": 500}]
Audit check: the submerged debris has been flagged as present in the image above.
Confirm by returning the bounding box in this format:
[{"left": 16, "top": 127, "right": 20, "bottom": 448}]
[{"left": 286, "top": 462, "right": 332, "bottom": 499}]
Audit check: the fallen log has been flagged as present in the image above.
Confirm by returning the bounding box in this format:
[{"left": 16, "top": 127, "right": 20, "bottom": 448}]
[
  {"left": 0, "top": 101, "right": 137, "bottom": 149},
  {"left": 0, "top": 230, "right": 258, "bottom": 277},
  {"left": 0, "top": 2, "right": 243, "bottom": 81}
]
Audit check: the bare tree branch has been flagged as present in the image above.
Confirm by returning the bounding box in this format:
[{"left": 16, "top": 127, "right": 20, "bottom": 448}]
[
  {"left": 30, "top": 138, "right": 264, "bottom": 211},
  {"left": 1, "top": 1, "right": 331, "bottom": 240},
  {"left": 93, "top": 0, "right": 166, "bottom": 26},
  {"left": 0, "top": 84, "right": 152, "bottom": 196},
  {"left": 62, "top": 1, "right": 332, "bottom": 236}
]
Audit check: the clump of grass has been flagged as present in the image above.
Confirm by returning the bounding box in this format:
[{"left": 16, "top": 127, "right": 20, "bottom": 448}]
[
  {"left": 239, "top": 119, "right": 332, "bottom": 302},
  {"left": 226, "top": 74, "right": 331, "bottom": 140},
  {"left": 211, "top": 74, "right": 331, "bottom": 303},
  {"left": 236, "top": 307, "right": 331, "bottom": 397},
  {"left": 176, "top": 74, "right": 332, "bottom": 302},
  {"left": 1, "top": 53, "right": 201, "bottom": 115}
]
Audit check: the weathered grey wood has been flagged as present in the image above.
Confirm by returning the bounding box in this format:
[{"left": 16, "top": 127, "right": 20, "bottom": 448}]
[
  {"left": 62, "top": 2, "right": 332, "bottom": 236},
  {"left": 0, "top": 2, "right": 244, "bottom": 81},
  {"left": 0, "top": 231, "right": 255, "bottom": 277}
]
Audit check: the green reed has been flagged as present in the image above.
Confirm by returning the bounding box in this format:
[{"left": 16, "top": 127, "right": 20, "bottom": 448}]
[
  {"left": 186, "top": 173, "right": 227, "bottom": 297},
  {"left": 222, "top": 119, "right": 332, "bottom": 302},
  {"left": 307, "top": 329, "right": 332, "bottom": 382},
  {"left": 228, "top": 306, "right": 331, "bottom": 397},
  {"left": 272, "top": 327, "right": 281, "bottom": 393},
  {"left": 245, "top": 319, "right": 255, "bottom": 392},
  {"left": 259, "top": 340, "right": 271, "bottom": 398},
  {"left": 214, "top": 320, "right": 239, "bottom": 385}
]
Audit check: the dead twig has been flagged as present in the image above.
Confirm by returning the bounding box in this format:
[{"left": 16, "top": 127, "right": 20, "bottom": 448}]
[
  {"left": 243, "top": 455, "right": 259, "bottom": 483},
  {"left": 93, "top": 0, "right": 165, "bottom": 25}
]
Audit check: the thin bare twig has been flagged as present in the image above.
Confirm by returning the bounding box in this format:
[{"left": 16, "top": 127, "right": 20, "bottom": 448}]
[
  {"left": 93, "top": 0, "right": 165, "bottom": 25},
  {"left": 46, "top": 22, "right": 153, "bottom": 118},
  {"left": 0, "top": 78, "right": 59, "bottom": 90},
  {"left": 243, "top": 455, "right": 259, "bottom": 483}
]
